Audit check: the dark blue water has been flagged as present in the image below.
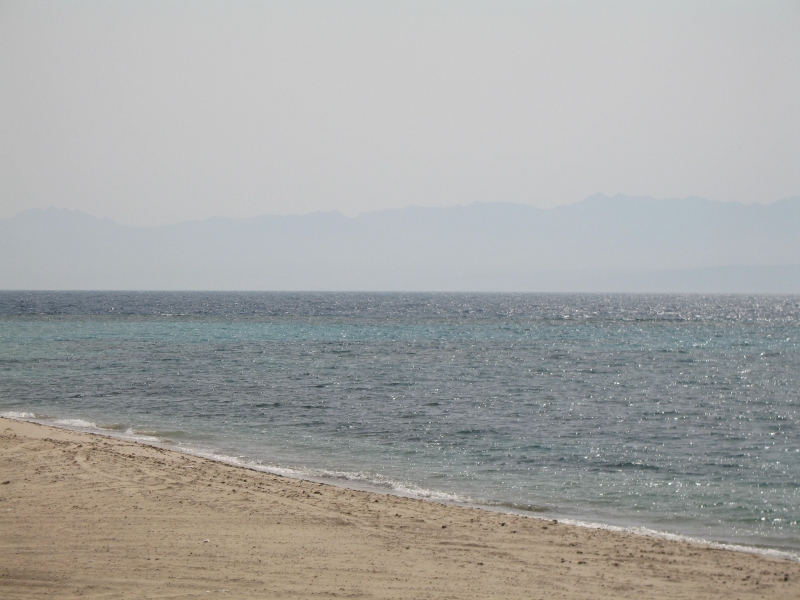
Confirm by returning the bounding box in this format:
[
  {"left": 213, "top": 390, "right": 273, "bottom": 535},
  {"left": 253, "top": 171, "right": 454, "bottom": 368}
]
[{"left": 1, "top": 292, "right": 798, "bottom": 556}]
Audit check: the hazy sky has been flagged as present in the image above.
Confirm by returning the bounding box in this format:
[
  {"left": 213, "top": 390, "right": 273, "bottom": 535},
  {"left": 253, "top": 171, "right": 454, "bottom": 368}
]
[{"left": 1, "top": 1, "right": 799, "bottom": 226}]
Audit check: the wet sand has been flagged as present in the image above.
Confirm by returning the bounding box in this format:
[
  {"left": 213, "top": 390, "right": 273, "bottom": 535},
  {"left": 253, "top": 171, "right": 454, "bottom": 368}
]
[{"left": 1, "top": 416, "right": 798, "bottom": 599}]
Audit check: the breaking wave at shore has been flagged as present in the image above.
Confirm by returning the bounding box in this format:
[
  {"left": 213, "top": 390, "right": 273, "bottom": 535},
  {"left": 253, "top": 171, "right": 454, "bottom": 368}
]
[
  {"left": 3, "top": 409, "right": 799, "bottom": 563},
  {"left": 2, "top": 292, "right": 799, "bottom": 560}
]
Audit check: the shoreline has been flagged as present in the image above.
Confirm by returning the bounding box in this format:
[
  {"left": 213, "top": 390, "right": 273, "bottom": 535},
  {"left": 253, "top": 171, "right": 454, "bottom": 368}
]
[
  {"left": 2, "top": 416, "right": 799, "bottom": 598},
  {"left": 3, "top": 411, "right": 799, "bottom": 564}
]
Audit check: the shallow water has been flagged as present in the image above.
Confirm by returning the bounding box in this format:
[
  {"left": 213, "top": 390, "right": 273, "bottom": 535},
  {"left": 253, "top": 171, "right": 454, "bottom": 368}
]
[{"left": 1, "top": 292, "right": 798, "bottom": 554}]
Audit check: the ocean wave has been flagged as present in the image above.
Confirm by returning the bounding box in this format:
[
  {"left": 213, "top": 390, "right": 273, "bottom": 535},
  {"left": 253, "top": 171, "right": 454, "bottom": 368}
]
[
  {"left": 52, "top": 418, "right": 98, "bottom": 429},
  {"left": 3, "top": 407, "right": 799, "bottom": 562},
  {"left": 0, "top": 411, "right": 37, "bottom": 420},
  {"left": 542, "top": 517, "right": 800, "bottom": 562},
  {"left": 1, "top": 411, "right": 166, "bottom": 445},
  {"left": 147, "top": 443, "right": 800, "bottom": 562},
  {"left": 176, "top": 446, "right": 472, "bottom": 505},
  {"left": 121, "top": 428, "right": 163, "bottom": 444}
]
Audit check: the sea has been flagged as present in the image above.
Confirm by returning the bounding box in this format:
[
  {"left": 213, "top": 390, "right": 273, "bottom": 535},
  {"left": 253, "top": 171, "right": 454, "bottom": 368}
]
[{"left": 1, "top": 291, "right": 798, "bottom": 559}]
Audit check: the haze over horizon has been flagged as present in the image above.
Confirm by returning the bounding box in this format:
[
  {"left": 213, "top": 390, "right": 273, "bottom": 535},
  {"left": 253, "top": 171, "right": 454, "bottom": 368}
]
[
  {"left": 10, "top": 191, "right": 800, "bottom": 224},
  {"left": 2, "top": 1, "right": 799, "bottom": 226},
  {"left": 3, "top": 193, "right": 799, "bottom": 292}
]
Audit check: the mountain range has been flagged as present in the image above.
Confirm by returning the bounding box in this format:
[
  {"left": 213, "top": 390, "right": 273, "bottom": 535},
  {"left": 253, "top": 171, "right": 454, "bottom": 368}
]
[{"left": 2, "top": 194, "right": 799, "bottom": 292}]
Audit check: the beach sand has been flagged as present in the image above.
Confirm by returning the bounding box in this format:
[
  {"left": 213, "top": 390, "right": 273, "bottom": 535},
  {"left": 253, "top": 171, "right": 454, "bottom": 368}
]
[{"left": 1, "top": 417, "right": 798, "bottom": 599}]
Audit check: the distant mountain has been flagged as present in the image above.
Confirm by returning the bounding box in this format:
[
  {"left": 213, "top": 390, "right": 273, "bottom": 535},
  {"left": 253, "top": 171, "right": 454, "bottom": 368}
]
[{"left": 1, "top": 194, "right": 799, "bottom": 292}]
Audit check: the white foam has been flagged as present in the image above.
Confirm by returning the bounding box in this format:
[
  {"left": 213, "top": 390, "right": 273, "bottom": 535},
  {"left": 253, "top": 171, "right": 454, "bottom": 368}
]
[
  {"left": 122, "top": 428, "right": 162, "bottom": 444},
  {"left": 176, "top": 446, "right": 476, "bottom": 506},
  {"left": 4, "top": 409, "right": 799, "bottom": 562},
  {"left": 1, "top": 411, "right": 163, "bottom": 445},
  {"left": 519, "top": 516, "right": 800, "bottom": 562},
  {"left": 52, "top": 418, "right": 98, "bottom": 429},
  {"left": 183, "top": 447, "right": 800, "bottom": 562},
  {"left": 0, "top": 411, "right": 36, "bottom": 420}
]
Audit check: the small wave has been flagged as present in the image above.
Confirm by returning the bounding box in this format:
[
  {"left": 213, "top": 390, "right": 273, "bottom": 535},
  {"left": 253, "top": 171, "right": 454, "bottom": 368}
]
[
  {"left": 151, "top": 444, "right": 800, "bottom": 561},
  {"left": 540, "top": 517, "right": 800, "bottom": 562},
  {"left": 486, "top": 501, "right": 549, "bottom": 513},
  {"left": 52, "top": 418, "right": 98, "bottom": 429},
  {"left": 1, "top": 411, "right": 37, "bottom": 420},
  {"left": 99, "top": 423, "right": 128, "bottom": 431},
  {"left": 121, "top": 428, "right": 162, "bottom": 444},
  {"left": 176, "top": 447, "right": 472, "bottom": 504},
  {"left": 3, "top": 408, "right": 798, "bottom": 562},
  {"left": 2, "top": 412, "right": 165, "bottom": 445}
]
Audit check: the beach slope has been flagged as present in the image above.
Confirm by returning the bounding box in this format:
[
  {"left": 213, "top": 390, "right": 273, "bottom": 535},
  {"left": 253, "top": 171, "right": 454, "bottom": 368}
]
[{"left": 1, "top": 417, "right": 798, "bottom": 599}]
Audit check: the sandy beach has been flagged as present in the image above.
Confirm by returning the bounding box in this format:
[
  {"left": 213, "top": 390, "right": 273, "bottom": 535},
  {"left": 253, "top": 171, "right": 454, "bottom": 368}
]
[{"left": 1, "top": 417, "right": 798, "bottom": 599}]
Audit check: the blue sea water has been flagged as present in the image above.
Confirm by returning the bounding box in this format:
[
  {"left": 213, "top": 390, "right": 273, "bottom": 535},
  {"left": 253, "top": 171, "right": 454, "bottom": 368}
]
[{"left": 1, "top": 292, "right": 798, "bottom": 556}]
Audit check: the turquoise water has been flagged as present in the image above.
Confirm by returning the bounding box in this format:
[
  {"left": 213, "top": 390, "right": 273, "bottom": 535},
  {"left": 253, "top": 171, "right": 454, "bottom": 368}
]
[{"left": 1, "top": 292, "right": 798, "bottom": 555}]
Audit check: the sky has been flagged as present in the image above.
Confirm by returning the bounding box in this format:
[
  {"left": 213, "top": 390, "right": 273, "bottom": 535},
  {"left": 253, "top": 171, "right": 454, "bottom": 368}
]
[{"left": 1, "top": 0, "right": 799, "bottom": 226}]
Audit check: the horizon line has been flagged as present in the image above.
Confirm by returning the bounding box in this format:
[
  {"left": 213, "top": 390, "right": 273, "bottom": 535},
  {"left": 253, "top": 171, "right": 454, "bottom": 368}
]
[{"left": 5, "top": 192, "right": 800, "bottom": 227}]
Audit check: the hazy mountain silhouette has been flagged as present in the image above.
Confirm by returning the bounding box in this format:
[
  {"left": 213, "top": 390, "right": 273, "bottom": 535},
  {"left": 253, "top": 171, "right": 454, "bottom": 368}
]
[{"left": 2, "top": 194, "right": 799, "bottom": 291}]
